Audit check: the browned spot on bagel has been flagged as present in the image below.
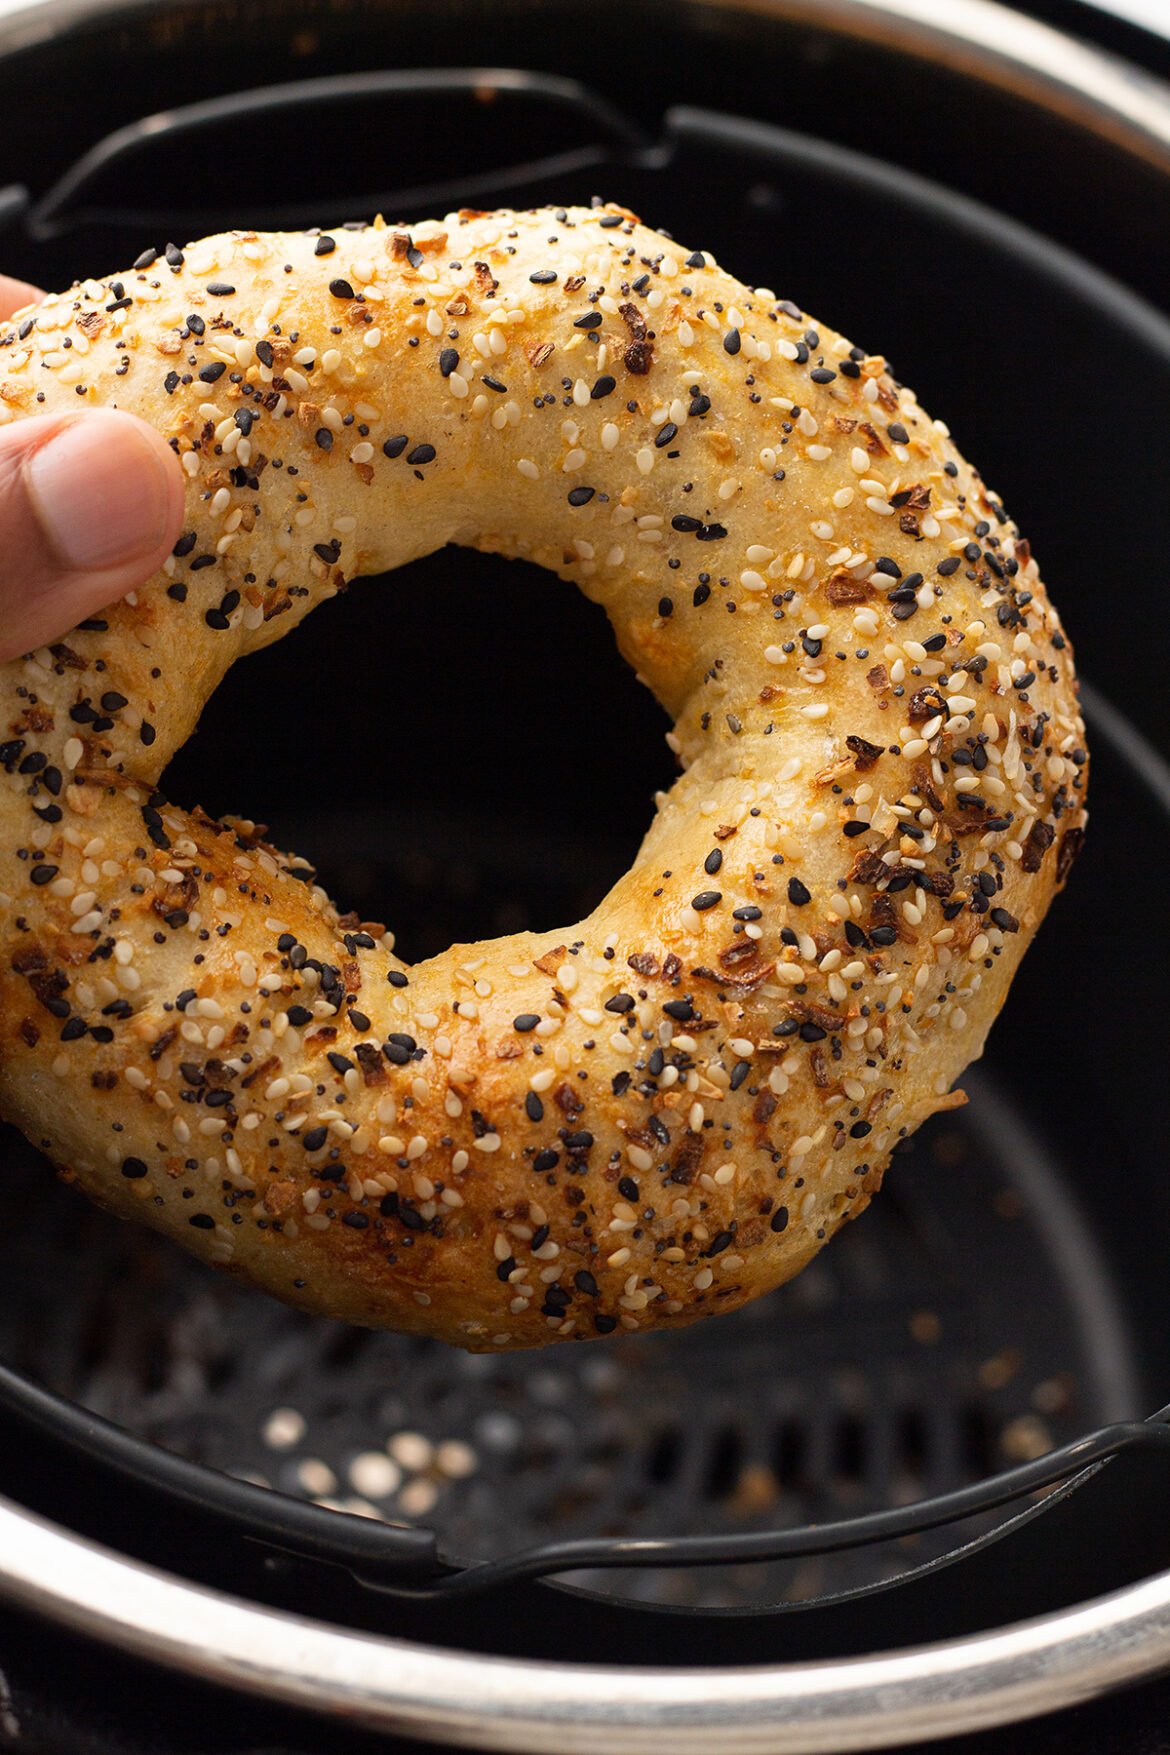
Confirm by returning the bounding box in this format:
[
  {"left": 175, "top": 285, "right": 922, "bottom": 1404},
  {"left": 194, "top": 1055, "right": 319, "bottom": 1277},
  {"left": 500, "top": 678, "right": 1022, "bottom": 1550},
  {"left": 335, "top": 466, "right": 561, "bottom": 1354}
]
[{"left": 532, "top": 946, "right": 567, "bottom": 976}]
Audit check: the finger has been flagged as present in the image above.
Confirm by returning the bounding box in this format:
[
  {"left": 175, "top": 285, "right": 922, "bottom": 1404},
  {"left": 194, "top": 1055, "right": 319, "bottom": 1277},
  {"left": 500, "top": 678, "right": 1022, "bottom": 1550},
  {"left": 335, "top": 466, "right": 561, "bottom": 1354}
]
[
  {"left": 0, "top": 274, "right": 44, "bottom": 320},
  {"left": 0, "top": 408, "right": 185, "bottom": 661}
]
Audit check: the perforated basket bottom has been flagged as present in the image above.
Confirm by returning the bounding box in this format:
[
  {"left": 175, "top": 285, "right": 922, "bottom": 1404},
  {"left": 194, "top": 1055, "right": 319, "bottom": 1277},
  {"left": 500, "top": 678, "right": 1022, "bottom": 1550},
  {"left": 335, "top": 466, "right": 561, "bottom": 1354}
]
[{"left": 0, "top": 1067, "right": 1133, "bottom": 1611}]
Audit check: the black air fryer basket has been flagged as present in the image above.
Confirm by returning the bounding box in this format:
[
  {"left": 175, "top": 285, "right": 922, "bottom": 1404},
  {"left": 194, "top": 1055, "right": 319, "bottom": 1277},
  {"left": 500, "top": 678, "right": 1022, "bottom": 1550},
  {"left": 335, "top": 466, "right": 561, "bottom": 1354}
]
[{"left": 2, "top": 1, "right": 1170, "bottom": 1742}]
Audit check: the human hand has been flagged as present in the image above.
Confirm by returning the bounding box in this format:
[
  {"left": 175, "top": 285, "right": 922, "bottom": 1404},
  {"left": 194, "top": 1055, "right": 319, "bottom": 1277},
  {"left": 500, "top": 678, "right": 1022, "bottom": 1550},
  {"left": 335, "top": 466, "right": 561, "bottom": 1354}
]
[{"left": 0, "top": 273, "right": 184, "bottom": 661}]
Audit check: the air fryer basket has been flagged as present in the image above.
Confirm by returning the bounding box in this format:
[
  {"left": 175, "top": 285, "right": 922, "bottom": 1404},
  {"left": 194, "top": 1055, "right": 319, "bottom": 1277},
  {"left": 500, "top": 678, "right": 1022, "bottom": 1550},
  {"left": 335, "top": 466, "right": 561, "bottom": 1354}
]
[{"left": 2, "top": 19, "right": 1170, "bottom": 1733}]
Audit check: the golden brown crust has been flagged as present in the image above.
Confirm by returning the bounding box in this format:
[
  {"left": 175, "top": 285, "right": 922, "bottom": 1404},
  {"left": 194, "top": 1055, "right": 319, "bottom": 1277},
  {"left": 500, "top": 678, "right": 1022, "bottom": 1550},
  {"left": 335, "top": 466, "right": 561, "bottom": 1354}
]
[{"left": 0, "top": 206, "right": 1087, "bottom": 1348}]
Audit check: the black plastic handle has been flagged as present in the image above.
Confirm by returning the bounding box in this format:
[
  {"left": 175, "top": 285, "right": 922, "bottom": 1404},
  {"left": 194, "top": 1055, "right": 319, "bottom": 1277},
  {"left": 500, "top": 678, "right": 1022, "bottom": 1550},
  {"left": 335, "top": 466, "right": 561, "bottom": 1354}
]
[
  {"left": 0, "top": 1360, "right": 439, "bottom": 1580},
  {"left": 360, "top": 1410, "right": 1170, "bottom": 1602},
  {"left": 26, "top": 68, "right": 650, "bottom": 240},
  {"left": 0, "top": 184, "right": 27, "bottom": 237}
]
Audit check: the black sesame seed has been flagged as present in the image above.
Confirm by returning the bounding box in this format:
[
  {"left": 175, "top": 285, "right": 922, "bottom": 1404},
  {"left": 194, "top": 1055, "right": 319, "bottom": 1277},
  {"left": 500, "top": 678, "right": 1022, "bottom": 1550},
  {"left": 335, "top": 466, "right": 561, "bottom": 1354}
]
[
  {"left": 439, "top": 347, "right": 459, "bottom": 377},
  {"left": 810, "top": 366, "right": 836, "bottom": 383},
  {"left": 302, "top": 1127, "right": 328, "bottom": 1151},
  {"left": 663, "top": 999, "right": 694, "bottom": 1021},
  {"left": 704, "top": 849, "right": 723, "bottom": 875},
  {"left": 513, "top": 1013, "right": 540, "bottom": 1032},
  {"left": 383, "top": 435, "right": 408, "bottom": 458},
  {"left": 691, "top": 891, "right": 722, "bottom": 911},
  {"left": 525, "top": 1091, "right": 544, "bottom": 1122},
  {"left": 121, "top": 1157, "right": 148, "bottom": 1179},
  {"left": 770, "top": 1206, "right": 789, "bottom": 1233},
  {"left": 205, "top": 283, "right": 236, "bottom": 297},
  {"left": 938, "top": 556, "right": 961, "bottom": 576},
  {"left": 590, "top": 375, "right": 616, "bottom": 399},
  {"left": 406, "top": 444, "right": 435, "bottom": 466},
  {"left": 286, "top": 1005, "right": 313, "bottom": 1026},
  {"left": 315, "top": 236, "right": 337, "bottom": 256},
  {"left": 787, "top": 877, "right": 811, "bottom": 905},
  {"left": 30, "top": 864, "right": 58, "bottom": 885},
  {"left": 655, "top": 422, "right": 678, "bottom": 448},
  {"left": 189, "top": 1213, "right": 215, "bottom": 1229},
  {"left": 567, "top": 486, "right": 595, "bottom": 506},
  {"left": 328, "top": 279, "right": 355, "bottom": 299},
  {"left": 529, "top": 269, "right": 557, "bottom": 284},
  {"left": 314, "top": 428, "right": 333, "bottom": 451},
  {"left": 604, "top": 993, "right": 634, "bottom": 1013},
  {"left": 722, "top": 329, "right": 741, "bottom": 356},
  {"left": 133, "top": 248, "right": 157, "bottom": 269},
  {"left": 574, "top": 313, "right": 603, "bottom": 330}
]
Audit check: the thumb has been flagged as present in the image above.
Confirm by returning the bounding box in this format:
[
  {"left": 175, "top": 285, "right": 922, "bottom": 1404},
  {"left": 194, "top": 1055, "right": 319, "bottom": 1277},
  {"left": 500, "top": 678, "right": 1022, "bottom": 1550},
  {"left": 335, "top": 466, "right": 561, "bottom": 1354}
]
[{"left": 0, "top": 408, "right": 185, "bottom": 661}]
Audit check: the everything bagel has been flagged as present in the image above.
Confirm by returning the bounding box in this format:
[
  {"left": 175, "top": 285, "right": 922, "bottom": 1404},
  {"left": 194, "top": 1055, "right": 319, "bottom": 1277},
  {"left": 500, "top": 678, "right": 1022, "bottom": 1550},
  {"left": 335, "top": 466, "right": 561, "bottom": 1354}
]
[{"left": 0, "top": 205, "right": 1086, "bottom": 1349}]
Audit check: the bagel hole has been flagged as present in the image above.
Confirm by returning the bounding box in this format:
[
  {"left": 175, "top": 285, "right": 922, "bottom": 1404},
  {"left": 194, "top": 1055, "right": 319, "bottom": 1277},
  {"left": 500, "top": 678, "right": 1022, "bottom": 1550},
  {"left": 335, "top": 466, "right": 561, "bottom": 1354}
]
[{"left": 162, "top": 550, "right": 676, "bottom": 960}]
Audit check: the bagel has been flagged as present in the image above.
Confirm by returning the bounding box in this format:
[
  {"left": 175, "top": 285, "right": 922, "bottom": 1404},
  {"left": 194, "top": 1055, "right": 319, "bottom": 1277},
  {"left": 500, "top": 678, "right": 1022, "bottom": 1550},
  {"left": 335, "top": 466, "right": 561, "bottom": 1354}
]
[{"left": 0, "top": 204, "right": 1086, "bottom": 1350}]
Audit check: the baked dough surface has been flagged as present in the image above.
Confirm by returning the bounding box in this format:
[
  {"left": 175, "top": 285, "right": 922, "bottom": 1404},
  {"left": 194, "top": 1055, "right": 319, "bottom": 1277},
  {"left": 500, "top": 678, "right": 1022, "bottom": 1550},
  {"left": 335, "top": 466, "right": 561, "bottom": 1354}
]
[{"left": 0, "top": 205, "right": 1086, "bottom": 1348}]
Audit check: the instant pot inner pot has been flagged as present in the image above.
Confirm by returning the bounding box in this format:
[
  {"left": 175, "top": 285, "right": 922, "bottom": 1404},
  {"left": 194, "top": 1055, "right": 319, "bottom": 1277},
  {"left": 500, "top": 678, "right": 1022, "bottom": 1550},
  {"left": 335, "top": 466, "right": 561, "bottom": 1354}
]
[{"left": 2, "top": 67, "right": 1170, "bottom": 1655}]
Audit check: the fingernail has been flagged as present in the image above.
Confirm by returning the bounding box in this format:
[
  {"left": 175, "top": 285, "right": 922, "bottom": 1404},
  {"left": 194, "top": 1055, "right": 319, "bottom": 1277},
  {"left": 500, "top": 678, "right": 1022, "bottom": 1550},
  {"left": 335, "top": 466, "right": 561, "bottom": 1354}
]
[{"left": 26, "top": 412, "right": 173, "bottom": 571}]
